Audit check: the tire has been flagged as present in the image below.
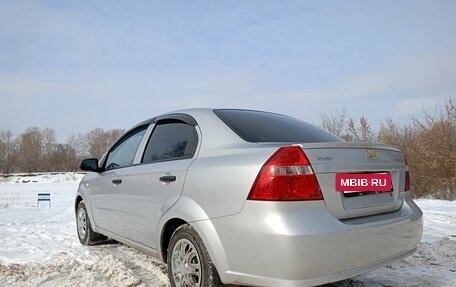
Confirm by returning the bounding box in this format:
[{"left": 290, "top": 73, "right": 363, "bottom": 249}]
[
  {"left": 167, "top": 224, "right": 223, "bottom": 287},
  {"left": 76, "top": 201, "right": 105, "bottom": 245}
]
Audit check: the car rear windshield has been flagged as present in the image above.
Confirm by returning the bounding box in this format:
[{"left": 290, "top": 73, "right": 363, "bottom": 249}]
[{"left": 214, "top": 109, "right": 343, "bottom": 143}]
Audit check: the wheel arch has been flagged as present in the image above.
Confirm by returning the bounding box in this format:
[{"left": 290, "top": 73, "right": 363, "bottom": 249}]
[
  {"left": 158, "top": 197, "right": 230, "bottom": 281},
  {"left": 160, "top": 218, "right": 188, "bottom": 262},
  {"left": 75, "top": 195, "right": 84, "bottom": 214}
]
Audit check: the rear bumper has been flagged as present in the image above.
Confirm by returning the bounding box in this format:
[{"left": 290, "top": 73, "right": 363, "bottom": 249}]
[{"left": 193, "top": 192, "right": 422, "bottom": 287}]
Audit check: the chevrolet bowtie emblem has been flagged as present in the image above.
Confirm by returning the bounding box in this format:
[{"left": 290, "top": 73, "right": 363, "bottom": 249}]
[{"left": 365, "top": 150, "right": 378, "bottom": 160}]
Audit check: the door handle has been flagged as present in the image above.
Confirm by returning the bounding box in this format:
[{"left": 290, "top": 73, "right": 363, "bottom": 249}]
[
  {"left": 112, "top": 179, "right": 122, "bottom": 185},
  {"left": 159, "top": 175, "right": 176, "bottom": 183}
]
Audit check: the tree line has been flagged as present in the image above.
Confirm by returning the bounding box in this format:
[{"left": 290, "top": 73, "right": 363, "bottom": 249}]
[
  {"left": 0, "top": 128, "right": 124, "bottom": 174},
  {"left": 1, "top": 99, "right": 454, "bottom": 199}
]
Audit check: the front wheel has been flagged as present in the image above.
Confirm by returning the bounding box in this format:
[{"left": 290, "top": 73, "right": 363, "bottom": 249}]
[
  {"left": 167, "top": 224, "right": 222, "bottom": 287},
  {"left": 76, "top": 201, "right": 105, "bottom": 245}
]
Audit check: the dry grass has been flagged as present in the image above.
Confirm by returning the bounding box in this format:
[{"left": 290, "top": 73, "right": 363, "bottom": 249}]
[{"left": 321, "top": 99, "right": 456, "bottom": 200}]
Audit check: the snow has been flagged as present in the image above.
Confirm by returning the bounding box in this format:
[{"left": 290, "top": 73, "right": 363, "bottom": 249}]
[
  {"left": 0, "top": 173, "right": 455, "bottom": 287},
  {"left": 0, "top": 173, "right": 168, "bottom": 287}
]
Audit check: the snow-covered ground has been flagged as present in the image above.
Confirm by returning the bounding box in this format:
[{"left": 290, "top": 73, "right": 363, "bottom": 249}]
[{"left": 0, "top": 173, "right": 455, "bottom": 287}]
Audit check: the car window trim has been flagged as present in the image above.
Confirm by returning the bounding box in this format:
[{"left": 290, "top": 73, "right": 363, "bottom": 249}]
[
  {"left": 154, "top": 113, "right": 197, "bottom": 126},
  {"left": 132, "top": 123, "right": 154, "bottom": 164}
]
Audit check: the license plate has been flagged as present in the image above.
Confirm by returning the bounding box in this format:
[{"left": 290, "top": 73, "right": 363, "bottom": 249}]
[{"left": 335, "top": 173, "right": 392, "bottom": 193}]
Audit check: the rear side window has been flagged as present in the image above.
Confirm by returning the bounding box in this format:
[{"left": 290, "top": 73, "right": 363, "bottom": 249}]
[
  {"left": 214, "top": 109, "right": 342, "bottom": 143},
  {"left": 142, "top": 122, "right": 198, "bottom": 163}
]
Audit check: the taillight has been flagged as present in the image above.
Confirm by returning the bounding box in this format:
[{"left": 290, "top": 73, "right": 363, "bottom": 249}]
[
  {"left": 405, "top": 171, "right": 410, "bottom": 191},
  {"left": 404, "top": 157, "right": 411, "bottom": 191},
  {"left": 248, "top": 146, "right": 323, "bottom": 201}
]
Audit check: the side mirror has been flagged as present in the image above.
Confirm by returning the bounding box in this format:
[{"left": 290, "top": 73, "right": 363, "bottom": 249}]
[{"left": 80, "top": 158, "right": 100, "bottom": 172}]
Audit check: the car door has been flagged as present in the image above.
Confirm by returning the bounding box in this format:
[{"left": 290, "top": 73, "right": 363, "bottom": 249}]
[
  {"left": 89, "top": 125, "right": 149, "bottom": 234},
  {"left": 105, "top": 117, "right": 200, "bottom": 248}
]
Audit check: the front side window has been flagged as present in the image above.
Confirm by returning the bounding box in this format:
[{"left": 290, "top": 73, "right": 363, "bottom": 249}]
[
  {"left": 142, "top": 122, "right": 198, "bottom": 163},
  {"left": 105, "top": 126, "right": 147, "bottom": 170}
]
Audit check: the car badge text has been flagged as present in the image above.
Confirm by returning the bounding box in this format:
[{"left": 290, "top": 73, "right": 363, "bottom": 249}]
[{"left": 365, "top": 150, "right": 378, "bottom": 160}]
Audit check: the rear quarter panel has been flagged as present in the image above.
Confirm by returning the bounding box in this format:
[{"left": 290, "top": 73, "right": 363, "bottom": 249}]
[{"left": 180, "top": 146, "right": 278, "bottom": 220}]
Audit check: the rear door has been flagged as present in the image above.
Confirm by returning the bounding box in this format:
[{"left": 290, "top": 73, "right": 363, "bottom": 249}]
[{"left": 112, "top": 118, "right": 199, "bottom": 247}]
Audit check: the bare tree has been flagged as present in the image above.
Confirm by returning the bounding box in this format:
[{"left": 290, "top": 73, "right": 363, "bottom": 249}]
[
  {"left": 48, "top": 143, "right": 79, "bottom": 171},
  {"left": 320, "top": 109, "right": 348, "bottom": 137},
  {"left": 67, "top": 133, "right": 90, "bottom": 158},
  {"left": 407, "top": 99, "right": 456, "bottom": 199},
  {"left": 320, "top": 111, "right": 375, "bottom": 142},
  {"left": 378, "top": 119, "right": 403, "bottom": 146},
  {"left": 87, "top": 128, "right": 124, "bottom": 158},
  {"left": 41, "top": 127, "right": 57, "bottom": 171},
  {"left": 0, "top": 130, "right": 19, "bottom": 174},
  {"left": 18, "top": 127, "right": 44, "bottom": 173}
]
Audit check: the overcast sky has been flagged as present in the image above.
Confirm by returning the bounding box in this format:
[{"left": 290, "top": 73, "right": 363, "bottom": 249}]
[{"left": 1, "top": 0, "right": 455, "bottom": 140}]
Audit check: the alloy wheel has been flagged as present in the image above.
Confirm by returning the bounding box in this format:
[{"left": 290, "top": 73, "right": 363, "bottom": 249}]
[
  {"left": 171, "top": 238, "right": 202, "bottom": 287},
  {"left": 77, "top": 207, "right": 87, "bottom": 239}
]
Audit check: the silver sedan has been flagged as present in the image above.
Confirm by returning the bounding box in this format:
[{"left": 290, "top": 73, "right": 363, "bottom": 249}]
[{"left": 75, "top": 108, "right": 423, "bottom": 287}]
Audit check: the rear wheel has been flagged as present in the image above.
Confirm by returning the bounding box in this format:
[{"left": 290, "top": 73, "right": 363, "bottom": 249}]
[
  {"left": 167, "top": 224, "right": 222, "bottom": 287},
  {"left": 76, "top": 201, "right": 105, "bottom": 245}
]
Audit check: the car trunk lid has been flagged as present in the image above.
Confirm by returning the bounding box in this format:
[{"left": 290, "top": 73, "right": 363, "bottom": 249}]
[{"left": 301, "top": 142, "right": 407, "bottom": 219}]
